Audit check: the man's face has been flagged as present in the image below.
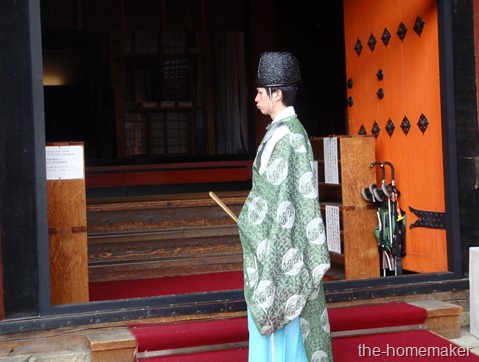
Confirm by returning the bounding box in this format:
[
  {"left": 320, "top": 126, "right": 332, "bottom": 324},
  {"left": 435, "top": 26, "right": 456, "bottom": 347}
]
[{"left": 255, "top": 87, "right": 271, "bottom": 116}]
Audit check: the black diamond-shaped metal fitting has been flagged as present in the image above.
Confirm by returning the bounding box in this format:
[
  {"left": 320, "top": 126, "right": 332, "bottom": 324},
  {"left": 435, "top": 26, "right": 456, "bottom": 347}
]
[
  {"left": 354, "top": 38, "right": 363, "bottom": 57},
  {"left": 368, "top": 33, "right": 377, "bottom": 52},
  {"left": 358, "top": 124, "right": 367, "bottom": 135},
  {"left": 372, "top": 121, "right": 381, "bottom": 139},
  {"left": 397, "top": 22, "right": 407, "bottom": 41},
  {"left": 414, "top": 16, "right": 425, "bottom": 36},
  {"left": 347, "top": 78, "right": 353, "bottom": 89},
  {"left": 386, "top": 118, "right": 395, "bottom": 137},
  {"left": 347, "top": 96, "right": 354, "bottom": 107},
  {"left": 401, "top": 116, "right": 411, "bottom": 135},
  {"left": 417, "top": 113, "right": 429, "bottom": 134},
  {"left": 377, "top": 69, "right": 384, "bottom": 81},
  {"left": 382, "top": 28, "right": 391, "bottom": 46},
  {"left": 377, "top": 88, "right": 384, "bottom": 100}
]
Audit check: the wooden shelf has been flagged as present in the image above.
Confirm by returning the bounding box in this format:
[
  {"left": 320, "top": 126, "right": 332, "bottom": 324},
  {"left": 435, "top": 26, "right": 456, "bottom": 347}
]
[{"left": 311, "top": 135, "right": 380, "bottom": 280}]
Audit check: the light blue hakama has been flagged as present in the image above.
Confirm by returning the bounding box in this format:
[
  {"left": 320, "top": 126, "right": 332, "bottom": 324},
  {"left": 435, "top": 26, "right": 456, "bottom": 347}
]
[{"left": 247, "top": 309, "right": 308, "bottom": 362}]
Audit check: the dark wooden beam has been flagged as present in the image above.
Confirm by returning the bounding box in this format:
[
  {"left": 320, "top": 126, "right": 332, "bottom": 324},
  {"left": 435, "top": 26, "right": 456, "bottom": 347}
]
[{"left": 0, "top": 0, "right": 50, "bottom": 318}]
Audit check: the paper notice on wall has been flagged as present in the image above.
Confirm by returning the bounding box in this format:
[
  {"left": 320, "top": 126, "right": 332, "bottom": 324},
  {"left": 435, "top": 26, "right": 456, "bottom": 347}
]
[
  {"left": 323, "top": 137, "right": 339, "bottom": 184},
  {"left": 325, "top": 205, "right": 341, "bottom": 254},
  {"left": 46, "top": 145, "right": 84, "bottom": 180}
]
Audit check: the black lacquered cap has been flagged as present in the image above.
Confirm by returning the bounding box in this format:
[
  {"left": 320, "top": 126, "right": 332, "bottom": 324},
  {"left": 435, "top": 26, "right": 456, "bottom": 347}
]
[{"left": 256, "top": 52, "right": 302, "bottom": 87}]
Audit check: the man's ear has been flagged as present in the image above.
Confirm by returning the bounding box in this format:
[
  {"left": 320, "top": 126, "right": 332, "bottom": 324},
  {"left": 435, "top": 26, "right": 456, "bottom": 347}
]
[{"left": 273, "top": 89, "right": 283, "bottom": 102}]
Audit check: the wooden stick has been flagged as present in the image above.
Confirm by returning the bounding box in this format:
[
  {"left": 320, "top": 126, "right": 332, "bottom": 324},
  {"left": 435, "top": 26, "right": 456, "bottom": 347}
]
[{"left": 209, "top": 191, "right": 238, "bottom": 223}]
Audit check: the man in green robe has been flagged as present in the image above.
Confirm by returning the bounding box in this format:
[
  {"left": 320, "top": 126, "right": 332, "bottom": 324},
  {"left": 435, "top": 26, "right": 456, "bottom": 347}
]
[{"left": 238, "top": 52, "right": 333, "bottom": 361}]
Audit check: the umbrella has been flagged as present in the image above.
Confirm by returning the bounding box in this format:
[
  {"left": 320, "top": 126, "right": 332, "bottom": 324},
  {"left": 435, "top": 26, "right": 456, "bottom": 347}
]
[{"left": 363, "top": 161, "right": 406, "bottom": 276}]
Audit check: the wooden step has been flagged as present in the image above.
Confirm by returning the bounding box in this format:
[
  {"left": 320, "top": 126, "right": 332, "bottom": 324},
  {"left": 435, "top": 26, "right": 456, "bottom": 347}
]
[
  {"left": 86, "top": 328, "right": 136, "bottom": 362},
  {"left": 87, "top": 192, "right": 246, "bottom": 283},
  {"left": 86, "top": 191, "right": 348, "bottom": 284},
  {"left": 88, "top": 225, "right": 243, "bottom": 282},
  {"left": 408, "top": 300, "right": 463, "bottom": 339},
  {"left": 86, "top": 191, "right": 247, "bottom": 233}
]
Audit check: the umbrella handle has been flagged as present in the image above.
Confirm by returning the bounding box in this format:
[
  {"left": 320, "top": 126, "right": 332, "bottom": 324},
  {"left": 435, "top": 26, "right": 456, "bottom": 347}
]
[
  {"left": 382, "top": 161, "right": 395, "bottom": 186},
  {"left": 370, "top": 161, "right": 387, "bottom": 186}
]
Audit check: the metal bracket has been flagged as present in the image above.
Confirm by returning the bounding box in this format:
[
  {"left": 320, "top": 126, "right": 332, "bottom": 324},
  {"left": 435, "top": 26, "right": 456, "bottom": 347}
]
[{"left": 409, "top": 206, "right": 446, "bottom": 229}]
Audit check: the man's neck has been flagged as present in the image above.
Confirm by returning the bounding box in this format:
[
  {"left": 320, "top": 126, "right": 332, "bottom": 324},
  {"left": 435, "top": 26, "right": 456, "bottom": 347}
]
[
  {"left": 272, "top": 106, "right": 295, "bottom": 122},
  {"left": 270, "top": 104, "right": 286, "bottom": 120}
]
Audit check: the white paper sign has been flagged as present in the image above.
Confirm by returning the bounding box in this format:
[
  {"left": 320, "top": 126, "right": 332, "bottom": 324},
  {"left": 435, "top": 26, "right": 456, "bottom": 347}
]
[
  {"left": 323, "top": 137, "right": 339, "bottom": 184},
  {"left": 325, "top": 205, "right": 341, "bottom": 254},
  {"left": 46, "top": 145, "right": 84, "bottom": 180}
]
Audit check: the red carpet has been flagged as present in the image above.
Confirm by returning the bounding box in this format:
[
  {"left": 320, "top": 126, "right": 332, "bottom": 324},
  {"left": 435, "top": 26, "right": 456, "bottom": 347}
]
[
  {"left": 129, "top": 317, "right": 248, "bottom": 353},
  {"left": 89, "top": 271, "right": 244, "bottom": 301},
  {"left": 332, "top": 330, "right": 479, "bottom": 361},
  {"left": 129, "top": 302, "right": 479, "bottom": 361},
  {"left": 329, "top": 301, "right": 428, "bottom": 333},
  {"left": 130, "top": 317, "right": 248, "bottom": 362},
  {"left": 138, "top": 348, "right": 248, "bottom": 362}
]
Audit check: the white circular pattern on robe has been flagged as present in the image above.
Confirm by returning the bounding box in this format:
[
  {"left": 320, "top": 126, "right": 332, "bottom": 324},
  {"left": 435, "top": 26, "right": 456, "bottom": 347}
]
[
  {"left": 299, "top": 171, "right": 318, "bottom": 199},
  {"left": 266, "top": 158, "right": 288, "bottom": 185},
  {"left": 306, "top": 218, "right": 325, "bottom": 245},
  {"left": 282, "top": 248, "right": 304, "bottom": 276},
  {"left": 256, "top": 239, "right": 270, "bottom": 263},
  {"left": 248, "top": 197, "right": 268, "bottom": 225},
  {"left": 246, "top": 267, "right": 258, "bottom": 290},
  {"left": 312, "top": 264, "right": 330, "bottom": 285},
  {"left": 276, "top": 201, "right": 295, "bottom": 229},
  {"left": 254, "top": 280, "right": 275, "bottom": 310},
  {"left": 311, "top": 350, "right": 329, "bottom": 362},
  {"left": 300, "top": 317, "right": 310, "bottom": 342},
  {"left": 321, "top": 308, "right": 330, "bottom": 333},
  {"left": 284, "top": 294, "right": 306, "bottom": 321},
  {"left": 290, "top": 133, "right": 307, "bottom": 153}
]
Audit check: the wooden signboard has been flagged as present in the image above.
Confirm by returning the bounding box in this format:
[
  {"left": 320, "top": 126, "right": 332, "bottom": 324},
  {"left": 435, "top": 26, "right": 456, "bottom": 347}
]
[{"left": 46, "top": 142, "right": 89, "bottom": 305}]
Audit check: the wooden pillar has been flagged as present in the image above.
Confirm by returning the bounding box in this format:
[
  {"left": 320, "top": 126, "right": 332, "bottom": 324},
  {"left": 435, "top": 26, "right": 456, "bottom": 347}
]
[{"left": 0, "top": 0, "right": 49, "bottom": 317}]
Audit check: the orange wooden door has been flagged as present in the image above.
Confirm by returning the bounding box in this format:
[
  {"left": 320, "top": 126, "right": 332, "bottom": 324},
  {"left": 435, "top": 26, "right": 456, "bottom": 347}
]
[{"left": 343, "top": 0, "right": 447, "bottom": 273}]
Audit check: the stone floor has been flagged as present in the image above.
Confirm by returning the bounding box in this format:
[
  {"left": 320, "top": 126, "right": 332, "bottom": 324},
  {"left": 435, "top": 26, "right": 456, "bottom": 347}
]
[{"left": 450, "top": 327, "right": 479, "bottom": 356}]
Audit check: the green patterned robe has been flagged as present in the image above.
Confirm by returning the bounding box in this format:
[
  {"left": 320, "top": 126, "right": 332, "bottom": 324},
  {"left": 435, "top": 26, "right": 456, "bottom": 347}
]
[{"left": 238, "top": 113, "right": 333, "bottom": 361}]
